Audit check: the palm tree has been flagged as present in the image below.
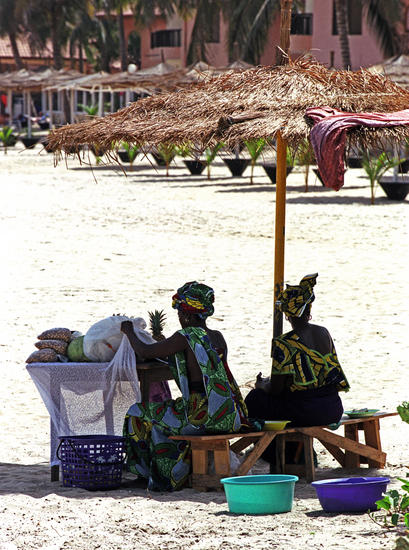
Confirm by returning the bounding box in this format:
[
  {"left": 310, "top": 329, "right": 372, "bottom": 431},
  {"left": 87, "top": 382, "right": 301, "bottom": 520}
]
[
  {"left": 68, "top": 6, "right": 97, "bottom": 72},
  {"left": 222, "top": 0, "right": 281, "bottom": 65},
  {"left": 96, "top": 0, "right": 128, "bottom": 70},
  {"left": 18, "top": 0, "right": 91, "bottom": 70},
  {"left": 130, "top": 0, "right": 282, "bottom": 65},
  {"left": 334, "top": 0, "right": 403, "bottom": 70},
  {"left": 334, "top": 0, "right": 351, "bottom": 69},
  {"left": 0, "top": 0, "right": 24, "bottom": 69}
]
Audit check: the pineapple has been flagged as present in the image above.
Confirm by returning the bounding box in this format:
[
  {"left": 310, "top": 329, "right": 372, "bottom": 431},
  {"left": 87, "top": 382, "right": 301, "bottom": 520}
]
[{"left": 148, "top": 309, "right": 166, "bottom": 341}]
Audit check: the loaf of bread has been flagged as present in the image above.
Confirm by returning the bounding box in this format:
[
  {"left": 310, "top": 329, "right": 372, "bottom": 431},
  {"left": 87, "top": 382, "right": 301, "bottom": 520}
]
[
  {"left": 26, "top": 348, "right": 58, "bottom": 363},
  {"left": 37, "top": 328, "right": 72, "bottom": 342},
  {"left": 35, "top": 339, "right": 68, "bottom": 354}
]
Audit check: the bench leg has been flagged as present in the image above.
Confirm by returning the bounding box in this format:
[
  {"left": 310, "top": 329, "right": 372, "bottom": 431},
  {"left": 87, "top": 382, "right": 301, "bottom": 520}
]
[
  {"left": 235, "top": 433, "right": 277, "bottom": 476},
  {"left": 274, "top": 433, "right": 315, "bottom": 482},
  {"left": 191, "top": 440, "right": 231, "bottom": 491},
  {"left": 51, "top": 464, "right": 59, "bottom": 482},
  {"left": 363, "top": 419, "right": 384, "bottom": 468},
  {"left": 302, "top": 435, "right": 315, "bottom": 482},
  {"left": 274, "top": 434, "right": 286, "bottom": 474},
  {"left": 344, "top": 424, "right": 360, "bottom": 468},
  {"left": 214, "top": 441, "right": 231, "bottom": 477},
  {"left": 191, "top": 448, "right": 209, "bottom": 491}
]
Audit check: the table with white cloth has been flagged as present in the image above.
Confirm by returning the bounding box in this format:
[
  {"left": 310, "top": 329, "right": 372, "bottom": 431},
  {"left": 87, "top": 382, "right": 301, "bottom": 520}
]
[{"left": 26, "top": 361, "right": 174, "bottom": 481}]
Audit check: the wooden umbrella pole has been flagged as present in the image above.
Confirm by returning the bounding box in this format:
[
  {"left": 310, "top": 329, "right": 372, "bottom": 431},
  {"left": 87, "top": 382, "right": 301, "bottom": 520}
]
[
  {"left": 273, "top": 0, "right": 292, "bottom": 342},
  {"left": 273, "top": 131, "right": 288, "bottom": 339}
]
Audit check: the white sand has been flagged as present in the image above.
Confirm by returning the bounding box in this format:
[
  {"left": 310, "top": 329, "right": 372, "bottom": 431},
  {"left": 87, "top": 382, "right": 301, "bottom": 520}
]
[{"left": 0, "top": 143, "right": 408, "bottom": 549}]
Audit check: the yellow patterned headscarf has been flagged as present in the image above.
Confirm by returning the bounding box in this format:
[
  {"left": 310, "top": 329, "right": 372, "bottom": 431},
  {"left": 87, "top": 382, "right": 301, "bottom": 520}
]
[
  {"left": 172, "top": 281, "right": 215, "bottom": 319},
  {"left": 277, "top": 273, "right": 318, "bottom": 317}
]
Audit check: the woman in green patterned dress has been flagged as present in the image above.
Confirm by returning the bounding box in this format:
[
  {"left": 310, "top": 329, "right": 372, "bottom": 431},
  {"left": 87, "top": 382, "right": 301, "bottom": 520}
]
[{"left": 121, "top": 281, "right": 253, "bottom": 491}]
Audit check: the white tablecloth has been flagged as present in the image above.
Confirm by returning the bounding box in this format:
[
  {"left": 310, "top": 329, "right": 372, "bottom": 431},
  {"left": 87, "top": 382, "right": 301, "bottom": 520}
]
[{"left": 26, "top": 362, "right": 140, "bottom": 465}]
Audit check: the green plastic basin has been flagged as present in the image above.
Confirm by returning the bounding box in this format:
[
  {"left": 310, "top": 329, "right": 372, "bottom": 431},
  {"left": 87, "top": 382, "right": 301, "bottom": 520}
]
[{"left": 221, "top": 474, "right": 298, "bottom": 515}]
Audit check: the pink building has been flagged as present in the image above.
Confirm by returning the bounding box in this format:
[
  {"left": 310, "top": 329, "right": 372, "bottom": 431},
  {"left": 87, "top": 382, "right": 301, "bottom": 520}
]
[{"left": 128, "top": 0, "right": 401, "bottom": 71}]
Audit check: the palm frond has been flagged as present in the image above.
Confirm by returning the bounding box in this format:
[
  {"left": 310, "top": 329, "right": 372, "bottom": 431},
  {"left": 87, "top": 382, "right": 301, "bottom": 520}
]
[{"left": 363, "top": 0, "right": 402, "bottom": 57}]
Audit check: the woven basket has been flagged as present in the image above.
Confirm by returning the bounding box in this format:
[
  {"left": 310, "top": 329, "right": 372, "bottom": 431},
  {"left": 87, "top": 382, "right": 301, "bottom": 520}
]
[{"left": 57, "top": 435, "right": 126, "bottom": 491}]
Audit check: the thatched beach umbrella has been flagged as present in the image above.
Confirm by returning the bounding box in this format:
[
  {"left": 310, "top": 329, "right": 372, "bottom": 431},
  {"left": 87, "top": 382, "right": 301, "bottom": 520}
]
[
  {"left": 47, "top": 49, "right": 409, "bottom": 342},
  {"left": 46, "top": 59, "right": 409, "bottom": 154},
  {"left": 368, "top": 54, "right": 409, "bottom": 90}
]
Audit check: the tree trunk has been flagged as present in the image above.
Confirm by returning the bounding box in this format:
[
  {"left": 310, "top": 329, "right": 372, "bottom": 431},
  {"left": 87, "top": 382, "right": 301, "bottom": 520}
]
[
  {"left": 334, "top": 0, "right": 351, "bottom": 69},
  {"left": 50, "top": 1, "right": 64, "bottom": 69},
  {"left": 118, "top": 5, "right": 127, "bottom": 71},
  {"left": 8, "top": 31, "right": 23, "bottom": 69},
  {"left": 304, "top": 164, "right": 309, "bottom": 192},
  {"left": 276, "top": 0, "right": 292, "bottom": 66},
  {"left": 79, "top": 44, "right": 84, "bottom": 73}
]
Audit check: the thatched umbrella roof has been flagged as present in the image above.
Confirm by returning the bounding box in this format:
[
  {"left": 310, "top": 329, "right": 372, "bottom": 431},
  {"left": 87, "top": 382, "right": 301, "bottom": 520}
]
[
  {"left": 44, "top": 71, "right": 110, "bottom": 92},
  {"left": 368, "top": 54, "right": 409, "bottom": 90},
  {"left": 47, "top": 57, "right": 409, "bottom": 157},
  {"left": 0, "top": 68, "right": 83, "bottom": 92}
]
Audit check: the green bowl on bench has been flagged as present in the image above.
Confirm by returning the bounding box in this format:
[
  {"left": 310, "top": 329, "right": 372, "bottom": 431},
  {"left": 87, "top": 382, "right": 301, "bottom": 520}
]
[{"left": 345, "top": 409, "right": 379, "bottom": 419}]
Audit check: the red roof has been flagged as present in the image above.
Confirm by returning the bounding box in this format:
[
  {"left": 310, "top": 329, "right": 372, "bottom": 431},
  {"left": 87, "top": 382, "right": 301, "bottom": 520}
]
[{"left": 0, "top": 37, "right": 83, "bottom": 60}]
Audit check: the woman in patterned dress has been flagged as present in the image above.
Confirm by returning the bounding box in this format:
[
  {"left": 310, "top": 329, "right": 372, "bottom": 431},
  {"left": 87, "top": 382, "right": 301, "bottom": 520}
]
[
  {"left": 245, "top": 273, "right": 350, "bottom": 463},
  {"left": 121, "top": 281, "right": 254, "bottom": 491}
]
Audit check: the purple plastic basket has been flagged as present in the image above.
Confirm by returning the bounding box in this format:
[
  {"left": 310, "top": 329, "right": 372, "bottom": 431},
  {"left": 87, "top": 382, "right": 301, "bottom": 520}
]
[
  {"left": 312, "top": 477, "right": 390, "bottom": 513},
  {"left": 57, "top": 435, "right": 126, "bottom": 491}
]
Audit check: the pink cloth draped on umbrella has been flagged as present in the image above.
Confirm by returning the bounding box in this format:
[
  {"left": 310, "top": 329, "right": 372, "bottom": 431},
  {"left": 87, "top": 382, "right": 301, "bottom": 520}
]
[{"left": 306, "top": 106, "right": 409, "bottom": 191}]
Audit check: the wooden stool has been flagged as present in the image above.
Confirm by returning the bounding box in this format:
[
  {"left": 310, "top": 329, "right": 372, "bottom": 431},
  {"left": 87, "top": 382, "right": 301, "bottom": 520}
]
[
  {"left": 274, "top": 432, "right": 316, "bottom": 482},
  {"left": 169, "top": 431, "right": 280, "bottom": 491}
]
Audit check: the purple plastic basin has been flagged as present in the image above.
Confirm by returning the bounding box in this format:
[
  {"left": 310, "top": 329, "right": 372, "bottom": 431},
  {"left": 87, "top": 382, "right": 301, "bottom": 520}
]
[{"left": 311, "top": 477, "right": 389, "bottom": 513}]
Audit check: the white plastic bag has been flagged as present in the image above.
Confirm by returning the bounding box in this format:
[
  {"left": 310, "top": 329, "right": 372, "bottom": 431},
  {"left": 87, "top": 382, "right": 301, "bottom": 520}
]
[
  {"left": 105, "top": 328, "right": 142, "bottom": 403},
  {"left": 84, "top": 315, "right": 148, "bottom": 362},
  {"left": 208, "top": 451, "right": 250, "bottom": 475},
  {"left": 105, "top": 317, "right": 171, "bottom": 404}
]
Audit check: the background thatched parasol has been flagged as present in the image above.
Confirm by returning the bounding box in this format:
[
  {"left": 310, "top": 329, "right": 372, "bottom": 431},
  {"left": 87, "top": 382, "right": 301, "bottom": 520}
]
[
  {"left": 368, "top": 54, "right": 409, "bottom": 90},
  {"left": 47, "top": 57, "right": 409, "bottom": 156}
]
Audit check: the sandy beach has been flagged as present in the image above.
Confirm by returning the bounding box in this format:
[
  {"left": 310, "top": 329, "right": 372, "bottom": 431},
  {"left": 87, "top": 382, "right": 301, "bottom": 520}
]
[{"left": 1, "top": 142, "right": 408, "bottom": 550}]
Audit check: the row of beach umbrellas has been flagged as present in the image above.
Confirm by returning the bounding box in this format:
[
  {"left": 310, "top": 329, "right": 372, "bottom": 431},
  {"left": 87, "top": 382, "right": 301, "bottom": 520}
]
[{"left": 0, "top": 60, "right": 254, "bottom": 134}]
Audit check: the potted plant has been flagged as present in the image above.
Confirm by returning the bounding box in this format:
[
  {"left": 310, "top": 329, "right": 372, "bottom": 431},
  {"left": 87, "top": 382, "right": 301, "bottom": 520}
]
[
  {"left": 362, "top": 152, "right": 401, "bottom": 204},
  {"left": 295, "top": 139, "right": 316, "bottom": 192},
  {"left": 346, "top": 156, "right": 363, "bottom": 168},
  {"left": 204, "top": 142, "right": 224, "bottom": 180},
  {"left": 312, "top": 167, "right": 325, "bottom": 186},
  {"left": 262, "top": 144, "right": 293, "bottom": 185},
  {"left": 152, "top": 143, "right": 176, "bottom": 176},
  {"left": 78, "top": 103, "right": 99, "bottom": 117},
  {"left": 379, "top": 176, "right": 409, "bottom": 201},
  {"left": 0, "top": 125, "right": 18, "bottom": 154},
  {"left": 41, "top": 135, "right": 53, "bottom": 153},
  {"left": 222, "top": 144, "right": 250, "bottom": 177},
  {"left": 118, "top": 142, "right": 139, "bottom": 169},
  {"left": 20, "top": 127, "right": 41, "bottom": 149},
  {"left": 90, "top": 143, "right": 108, "bottom": 158},
  {"left": 246, "top": 138, "right": 266, "bottom": 184},
  {"left": 175, "top": 143, "right": 207, "bottom": 175}
]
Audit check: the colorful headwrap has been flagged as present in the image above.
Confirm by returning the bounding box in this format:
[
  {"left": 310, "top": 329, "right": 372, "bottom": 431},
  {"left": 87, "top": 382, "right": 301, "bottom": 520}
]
[
  {"left": 277, "top": 273, "right": 318, "bottom": 318},
  {"left": 172, "top": 281, "right": 215, "bottom": 319}
]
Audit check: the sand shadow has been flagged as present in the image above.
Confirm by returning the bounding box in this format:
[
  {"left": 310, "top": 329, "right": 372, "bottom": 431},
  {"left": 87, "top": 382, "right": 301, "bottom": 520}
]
[
  {"left": 285, "top": 194, "right": 408, "bottom": 205},
  {"left": 0, "top": 462, "right": 224, "bottom": 504}
]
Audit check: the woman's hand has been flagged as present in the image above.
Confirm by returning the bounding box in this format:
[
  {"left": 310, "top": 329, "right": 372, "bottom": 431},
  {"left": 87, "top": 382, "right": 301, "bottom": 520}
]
[
  {"left": 255, "top": 372, "right": 271, "bottom": 393},
  {"left": 120, "top": 320, "right": 134, "bottom": 337}
]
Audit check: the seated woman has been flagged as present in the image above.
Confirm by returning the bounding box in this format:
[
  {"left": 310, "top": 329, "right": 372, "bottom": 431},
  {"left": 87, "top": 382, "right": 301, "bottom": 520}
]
[
  {"left": 245, "top": 273, "right": 350, "bottom": 463},
  {"left": 121, "top": 281, "right": 254, "bottom": 491}
]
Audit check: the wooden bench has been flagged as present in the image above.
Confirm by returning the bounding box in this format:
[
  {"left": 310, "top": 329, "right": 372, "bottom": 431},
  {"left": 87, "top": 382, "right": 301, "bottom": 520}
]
[{"left": 169, "top": 412, "right": 398, "bottom": 491}]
